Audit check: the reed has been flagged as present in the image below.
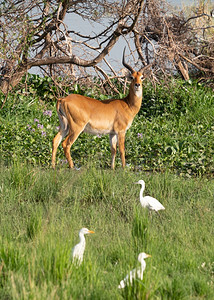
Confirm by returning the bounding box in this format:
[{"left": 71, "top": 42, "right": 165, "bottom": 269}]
[{"left": 0, "top": 162, "right": 213, "bottom": 299}]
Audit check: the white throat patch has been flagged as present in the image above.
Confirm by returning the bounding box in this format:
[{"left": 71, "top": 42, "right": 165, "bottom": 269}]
[{"left": 134, "top": 88, "right": 142, "bottom": 98}]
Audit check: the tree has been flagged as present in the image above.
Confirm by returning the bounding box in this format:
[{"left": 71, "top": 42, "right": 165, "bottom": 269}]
[
  {"left": 133, "top": 0, "right": 214, "bottom": 81},
  {"left": 0, "top": 0, "right": 213, "bottom": 95},
  {"left": 0, "top": 0, "right": 146, "bottom": 94}
]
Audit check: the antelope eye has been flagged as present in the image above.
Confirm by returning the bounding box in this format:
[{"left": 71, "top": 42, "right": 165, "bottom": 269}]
[{"left": 140, "top": 76, "right": 144, "bottom": 80}]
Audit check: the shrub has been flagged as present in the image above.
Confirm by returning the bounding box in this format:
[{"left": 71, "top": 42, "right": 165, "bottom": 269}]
[{"left": 0, "top": 75, "right": 213, "bottom": 175}]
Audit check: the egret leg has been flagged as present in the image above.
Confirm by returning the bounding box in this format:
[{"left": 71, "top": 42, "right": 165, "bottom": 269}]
[{"left": 155, "top": 210, "right": 163, "bottom": 224}]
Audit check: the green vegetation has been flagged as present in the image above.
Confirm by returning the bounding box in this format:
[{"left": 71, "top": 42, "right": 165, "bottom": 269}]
[
  {"left": 0, "top": 163, "right": 213, "bottom": 299},
  {"left": 0, "top": 75, "right": 213, "bottom": 175},
  {"left": 0, "top": 75, "right": 213, "bottom": 299}
]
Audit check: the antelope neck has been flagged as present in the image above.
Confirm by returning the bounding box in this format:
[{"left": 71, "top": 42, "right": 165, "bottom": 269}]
[{"left": 126, "top": 92, "right": 142, "bottom": 114}]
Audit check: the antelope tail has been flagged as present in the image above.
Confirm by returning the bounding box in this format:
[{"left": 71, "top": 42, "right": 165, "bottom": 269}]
[{"left": 56, "top": 98, "right": 69, "bottom": 133}]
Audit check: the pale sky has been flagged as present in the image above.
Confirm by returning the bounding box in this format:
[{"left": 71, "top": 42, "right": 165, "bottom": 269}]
[{"left": 30, "top": 0, "right": 199, "bottom": 75}]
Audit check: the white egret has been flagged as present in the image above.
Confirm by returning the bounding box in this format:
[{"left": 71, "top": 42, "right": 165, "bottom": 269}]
[
  {"left": 135, "top": 180, "right": 165, "bottom": 213},
  {"left": 118, "top": 252, "right": 151, "bottom": 289},
  {"left": 71, "top": 228, "right": 94, "bottom": 265}
]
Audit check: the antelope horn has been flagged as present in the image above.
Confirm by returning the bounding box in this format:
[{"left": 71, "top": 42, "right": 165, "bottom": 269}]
[
  {"left": 139, "top": 63, "right": 152, "bottom": 74},
  {"left": 122, "top": 47, "right": 135, "bottom": 74}
]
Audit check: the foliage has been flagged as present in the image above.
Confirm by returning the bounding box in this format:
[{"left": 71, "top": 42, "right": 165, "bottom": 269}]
[
  {"left": 0, "top": 163, "right": 213, "bottom": 299},
  {"left": 0, "top": 74, "right": 213, "bottom": 176},
  {"left": 1, "top": 0, "right": 214, "bottom": 95}
]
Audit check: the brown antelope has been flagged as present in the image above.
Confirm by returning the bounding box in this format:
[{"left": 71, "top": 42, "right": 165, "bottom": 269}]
[{"left": 52, "top": 49, "right": 149, "bottom": 169}]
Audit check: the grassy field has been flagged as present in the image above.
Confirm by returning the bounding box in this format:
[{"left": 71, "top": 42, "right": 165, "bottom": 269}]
[
  {"left": 0, "top": 75, "right": 213, "bottom": 298},
  {"left": 0, "top": 162, "right": 213, "bottom": 299}
]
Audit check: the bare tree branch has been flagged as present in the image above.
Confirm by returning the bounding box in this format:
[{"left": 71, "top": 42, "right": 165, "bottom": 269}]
[{"left": 0, "top": 0, "right": 213, "bottom": 95}]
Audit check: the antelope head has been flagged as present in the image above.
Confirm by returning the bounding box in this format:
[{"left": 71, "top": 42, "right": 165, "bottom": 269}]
[{"left": 122, "top": 48, "right": 151, "bottom": 97}]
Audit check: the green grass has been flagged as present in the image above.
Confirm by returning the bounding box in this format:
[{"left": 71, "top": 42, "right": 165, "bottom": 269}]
[
  {"left": 0, "top": 75, "right": 213, "bottom": 298},
  {"left": 0, "top": 162, "right": 213, "bottom": 299}
]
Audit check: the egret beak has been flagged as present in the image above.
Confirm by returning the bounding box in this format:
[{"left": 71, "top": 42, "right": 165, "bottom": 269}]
[
  {"left": 134, "top": 182, "right": 139, "bottom": 184},
  {"left": 89, "top": 230, "right": 95, "bottom": 234},
  {"left": 146, "top": 254, "right": 152, "bottom": 258}
]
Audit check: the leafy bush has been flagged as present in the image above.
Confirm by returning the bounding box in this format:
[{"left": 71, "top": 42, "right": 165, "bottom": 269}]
[{"left": 0, "top": 74, "right": 213, "bottom": 175}]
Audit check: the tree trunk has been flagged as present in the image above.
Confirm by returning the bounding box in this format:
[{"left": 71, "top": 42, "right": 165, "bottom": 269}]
[{"left": 0, "top": 65, "right": 27, "bottom": 94}]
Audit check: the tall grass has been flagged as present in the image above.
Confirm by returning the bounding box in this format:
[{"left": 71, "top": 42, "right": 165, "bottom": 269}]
[{"left": 0, "top": 162, "right": 213, "bottom": 299}]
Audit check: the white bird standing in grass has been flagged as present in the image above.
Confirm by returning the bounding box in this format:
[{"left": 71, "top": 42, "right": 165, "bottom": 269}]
[
  {"left": 135, "top": 180, "right": 165, "bottom": 214},
  {"left": 72, "top": 228, "right": 95, "bottom": 265},
  {"left": 118, "top": 252, "right": 151, "bottom": 289}
]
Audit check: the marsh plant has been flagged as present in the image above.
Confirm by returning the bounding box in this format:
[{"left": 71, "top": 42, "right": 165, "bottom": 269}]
[{"left": 0, "top": 163, "right": 213, "bottom": 299}]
